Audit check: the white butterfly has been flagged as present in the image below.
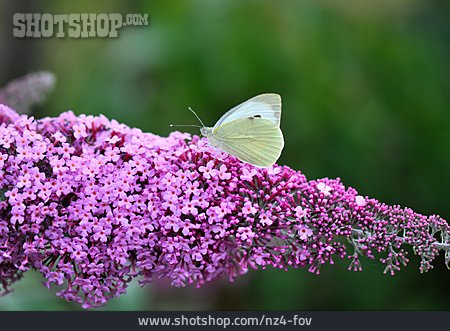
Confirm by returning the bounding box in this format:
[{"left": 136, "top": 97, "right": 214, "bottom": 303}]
[
  {"left": 198, "top": 93, "right": 285, "bottom": 168},
  {"left": 171, "top": 94, "right": 284, "bottom": 168}
]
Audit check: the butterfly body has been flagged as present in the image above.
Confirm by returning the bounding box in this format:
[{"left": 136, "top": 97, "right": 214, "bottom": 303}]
[{"left": 200, "top": 93, "right": 285, "bottom": 168}]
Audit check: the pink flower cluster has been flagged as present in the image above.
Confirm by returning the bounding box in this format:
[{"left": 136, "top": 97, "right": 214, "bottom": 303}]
[{"left": 0, "top": 104, "right": 448, "bottom": 308}]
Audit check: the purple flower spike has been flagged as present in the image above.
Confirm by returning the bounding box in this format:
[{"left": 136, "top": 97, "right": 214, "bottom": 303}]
[{"left": 0, "top": 105, "right": 449, "bottom": 308}]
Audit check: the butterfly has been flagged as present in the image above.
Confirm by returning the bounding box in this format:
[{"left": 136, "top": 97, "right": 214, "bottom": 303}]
[{"left": 172, "top": 93, "right": 284, "bottom": 168}]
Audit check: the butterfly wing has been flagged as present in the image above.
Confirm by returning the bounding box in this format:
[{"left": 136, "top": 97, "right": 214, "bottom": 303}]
[
  {"left": 212, "top": 117, "right": 284, "bottom": 168},
  {"left": 213, "top": 93, "right": 281, "bottom": 130}
]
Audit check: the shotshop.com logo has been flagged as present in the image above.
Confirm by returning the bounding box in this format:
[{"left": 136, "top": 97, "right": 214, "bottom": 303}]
[{"left": 13, "top": 13, "right": 149, "bottom": 38}]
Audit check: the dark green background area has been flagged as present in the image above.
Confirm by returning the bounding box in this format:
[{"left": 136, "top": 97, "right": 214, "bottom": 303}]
[{"left": 0, "top": 0, "right": 449, "bottom": 310}]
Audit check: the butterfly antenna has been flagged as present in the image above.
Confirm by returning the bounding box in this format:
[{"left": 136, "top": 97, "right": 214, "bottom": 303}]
[
  {"left": 169, "top": 124, "right": 202, "bottom": 128},
  {"left": 188, "top": 107, "right": 206, "bottom": 128}
]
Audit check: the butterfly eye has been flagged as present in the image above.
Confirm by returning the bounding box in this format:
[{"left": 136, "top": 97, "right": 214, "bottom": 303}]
[{"left": 251, "top": 115, "right": 262, "bottom": 119}]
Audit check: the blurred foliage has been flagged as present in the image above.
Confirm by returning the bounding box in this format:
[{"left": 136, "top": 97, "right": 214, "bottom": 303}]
[{"left": 0, "top": 0, "right": 449, "bottom": 310}]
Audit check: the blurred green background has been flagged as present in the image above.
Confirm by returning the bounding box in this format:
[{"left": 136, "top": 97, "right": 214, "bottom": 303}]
[{"left": 0, "top": 0, "right": 449, "bottom": 310}]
